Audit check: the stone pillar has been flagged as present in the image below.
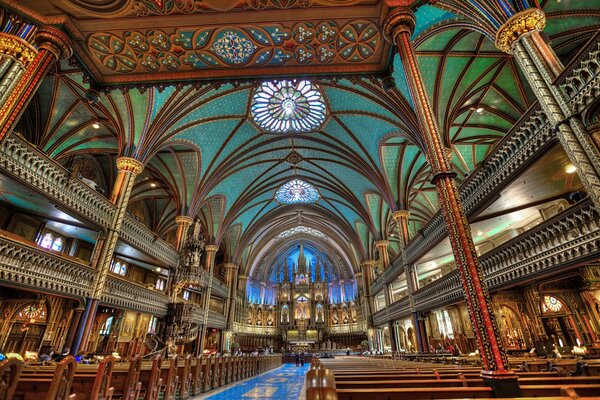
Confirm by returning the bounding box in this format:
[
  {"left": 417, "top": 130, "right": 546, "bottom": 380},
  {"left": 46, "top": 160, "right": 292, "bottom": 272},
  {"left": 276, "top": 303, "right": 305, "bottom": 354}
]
[
  {"left": 175, "top": 215, "right": 193, "bottom": 251},
  {"left": 76, "top": 157, "right": 144, "bottom": 354},
  {"left": 375, "top": 240, "right": 390, "bottom": 270},
  {"left": 495, "top": 9, "right": 600, "bottom": 207},
  {"left": 384, "top": 7, "right": 516, "bottom": 393},
  {"left": 0, "top": 26, "right": 72, "bottom": 142},
  {"left": 199, "top": 244, "right": 219, "bottom": 355}
]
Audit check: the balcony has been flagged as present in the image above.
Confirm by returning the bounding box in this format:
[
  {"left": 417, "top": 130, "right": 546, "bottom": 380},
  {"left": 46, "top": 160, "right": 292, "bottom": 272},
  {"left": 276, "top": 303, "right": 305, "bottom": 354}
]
[
  {"left": 0, "top": 134, "right": 179, "bottom": 267},
  {"left": 103, "top": 275, "right": 170, "bottom": 316},
  {"left": 0, "top": 231, "right": 95, "bottom": 299}
]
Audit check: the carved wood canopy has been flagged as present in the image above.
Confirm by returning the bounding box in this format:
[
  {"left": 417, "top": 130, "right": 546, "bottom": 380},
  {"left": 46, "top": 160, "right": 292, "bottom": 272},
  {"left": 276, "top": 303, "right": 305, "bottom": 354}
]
[{"left": 9, "top": 0, "right": 390, "bottom": 84}]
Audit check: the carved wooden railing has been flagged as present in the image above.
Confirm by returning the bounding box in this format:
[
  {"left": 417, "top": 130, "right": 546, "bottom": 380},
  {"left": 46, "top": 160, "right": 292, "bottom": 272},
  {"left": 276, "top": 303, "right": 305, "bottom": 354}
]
[
  {"left": 408, "top": 199, "right": 600, "bottom": 313},
  {"left": 0, "top": 232, "right": 95, "bottom": 299},
  {"left": 557, "top": 32, "right": 600, "bottom": 113},
  {"left": 0, "top": 134, "right": 179, "bottom": 267},
  {"left": 373, "top": 296, "right": 410, "bottom": 326},
  {"left": 187, "top": 304, "right": 227, "bottom": 329},
  {"left": 103, "top": 275, "right": 170, "bottom": 316}
]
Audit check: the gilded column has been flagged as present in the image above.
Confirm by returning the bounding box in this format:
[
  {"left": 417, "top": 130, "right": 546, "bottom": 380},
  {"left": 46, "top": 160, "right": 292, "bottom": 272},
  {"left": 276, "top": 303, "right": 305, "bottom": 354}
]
[
  {"left": 0, "top": 26, "right": 72, "bottom": 142},
  {"left": 199, "top": 244, "right": 219, "bottom": 354},
  {"left": 384, "top": 7, "right": 516, "bottom": 392},
  {"left": 392, "top": 210, "right": 411, "bottom": 248},
  {"left": 361, "top": 260, "right": 375, "bottom": 328},
  {"left": 75, "top": 157, "right": 144, "bottom": 353},
  {"left": 375, "top": 240, "right": 390, "bottom": 270},
  {"left": 175, "top": 215, "right": 193, "bottom": 251},
  {"left": 496, "top": 9, "right": 600, "bottom": 206}
]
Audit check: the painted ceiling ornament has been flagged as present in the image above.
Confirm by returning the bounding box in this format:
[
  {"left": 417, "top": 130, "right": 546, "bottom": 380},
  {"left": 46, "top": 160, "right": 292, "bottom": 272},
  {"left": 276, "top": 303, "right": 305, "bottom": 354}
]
[
  {"left": 275, "top": 179, "right": 320, "bottom": 204},
  {"left": 251, "top": 80, "right": 327, "bottom": 133}
]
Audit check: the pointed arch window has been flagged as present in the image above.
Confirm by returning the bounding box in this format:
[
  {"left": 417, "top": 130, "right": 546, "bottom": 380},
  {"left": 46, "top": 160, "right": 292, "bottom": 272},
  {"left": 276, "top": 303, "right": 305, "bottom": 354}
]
[
  {"left": 39, "top": 233, "right": 53, "bottom": 249},
  {"left": 111, "top": 259, "right": 127, "bottom": 276},
  {"left": 99, "top": 316, "right": 114, "bottom": 335},
  {"left": 51, "top": 237, "right": 63, "bottom": 252}
]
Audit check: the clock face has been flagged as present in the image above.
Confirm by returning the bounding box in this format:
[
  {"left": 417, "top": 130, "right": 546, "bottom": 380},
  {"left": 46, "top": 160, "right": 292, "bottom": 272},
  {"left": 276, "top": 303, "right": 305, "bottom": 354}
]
[{"left": 17, "top": 303, "right": 47, "bottom": 322}]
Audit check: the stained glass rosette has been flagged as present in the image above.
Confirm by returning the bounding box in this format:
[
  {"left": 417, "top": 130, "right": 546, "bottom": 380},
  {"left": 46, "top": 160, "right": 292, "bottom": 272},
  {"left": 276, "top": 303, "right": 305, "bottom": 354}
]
[
  {"left": 275, "top": 179, "right": 320, "bottom": 204},
  {"left": 251, "top": 80, "right": 327, "bottom": 133}
]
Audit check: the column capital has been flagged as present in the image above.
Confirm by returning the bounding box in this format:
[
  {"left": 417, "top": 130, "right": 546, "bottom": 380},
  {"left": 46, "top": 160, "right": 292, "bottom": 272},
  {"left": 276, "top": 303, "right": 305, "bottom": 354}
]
[
  {"left": 383, "top": 6, "right": 415, "bottom": 44},
  {"left": 224, "top": 263, "right": 239, "bottom": 270},
  {"left": 495, "top": 8, "right": 546, "bottom": 53},
  {"left": 0, "top": 33, "right": 37, "bottom": 66},
  {"left": 35, "top": 26, "right": 73, "bottom": 60},
  {"left": 392, "top": 210, "right": 410, "bottom": 221},
  {"left": 355, "top": 271, "right": 363, "bottom": 278},
  {"left": 361, "top": 260, "right": 376, "bottom": 268},
  {"left": 205, "top": 244, "right": 219, "bottom": 253},
  {"left": 116, "top": 157, "right": 144, "bottom": 175},
  {"left": 375, "top": 240, "right": 390, "bottom": 248},
  {"left": 175, "top": 215, "right": 194, "bottom": 226}
]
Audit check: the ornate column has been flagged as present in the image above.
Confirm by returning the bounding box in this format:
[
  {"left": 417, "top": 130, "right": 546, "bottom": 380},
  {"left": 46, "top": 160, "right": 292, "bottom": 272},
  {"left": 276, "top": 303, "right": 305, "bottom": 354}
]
[
  {"left": 384, "top": 7, "right": 517, "bottom": 395},
  {"left": 383, "top": 283, "right": 398, "bottom": 352},
  {"left": 0, "top": 26, "right": 72, "bottom": 142},
  {"left": 175, "top": 215, "right": 193, "bottom": 251},
  {"left": 75, "top": 157, "right": 144, "bottom": 353},
  {"left": 223, "top": 263, "right": 239, "bottom": 353},
  {"left": 494, "top": 9, "right": 600, "bottom": 206},
  {"left": 375, "top": 240, "right": 390, "bottom": 270},
  {"left": 360, "top": 260, "right": 376, "bottom": 328},
  {"left": 199, "top": 244, "right": 219, "bottom": 355},
  {"left": 392, "top": 210, "right": 411, "bottom": 247}
]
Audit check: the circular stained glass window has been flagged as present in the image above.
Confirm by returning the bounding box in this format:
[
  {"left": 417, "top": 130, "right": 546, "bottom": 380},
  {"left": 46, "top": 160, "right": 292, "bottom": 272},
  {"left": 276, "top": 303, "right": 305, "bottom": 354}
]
[
  {"left": 543, "top": 296, "right": 563, "bottom": 313},
  {"left": 275, "top": 179, "right": 320, "bottom": 204},
  {"left": 251, "top": 80, "right": 327, "bottom": 133}
]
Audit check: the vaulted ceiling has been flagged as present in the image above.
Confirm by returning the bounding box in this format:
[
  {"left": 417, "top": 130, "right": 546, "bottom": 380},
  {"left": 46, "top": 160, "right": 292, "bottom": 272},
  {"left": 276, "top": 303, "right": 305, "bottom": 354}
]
[{"left": 11, "top": 0, "right": 600, "bottom": 275}]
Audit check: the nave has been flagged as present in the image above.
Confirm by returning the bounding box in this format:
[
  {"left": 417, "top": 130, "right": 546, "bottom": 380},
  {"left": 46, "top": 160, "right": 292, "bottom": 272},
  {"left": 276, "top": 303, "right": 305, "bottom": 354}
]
[{"left": 1, "top": 0, "right": 600, "bottom": 399}]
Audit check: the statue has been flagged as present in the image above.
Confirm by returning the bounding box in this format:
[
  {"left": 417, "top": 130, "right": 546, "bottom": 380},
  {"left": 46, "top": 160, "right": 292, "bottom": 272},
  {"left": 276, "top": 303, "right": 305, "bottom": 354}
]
[{"left": 282, "top": 306, "right": 289, "bottom": 323}]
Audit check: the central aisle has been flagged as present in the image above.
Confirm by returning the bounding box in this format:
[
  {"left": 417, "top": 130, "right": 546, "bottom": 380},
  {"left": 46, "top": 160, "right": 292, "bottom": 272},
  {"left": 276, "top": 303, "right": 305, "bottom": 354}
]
[{"left": 201, "top": 363, "right": 309, "bottom": 400}]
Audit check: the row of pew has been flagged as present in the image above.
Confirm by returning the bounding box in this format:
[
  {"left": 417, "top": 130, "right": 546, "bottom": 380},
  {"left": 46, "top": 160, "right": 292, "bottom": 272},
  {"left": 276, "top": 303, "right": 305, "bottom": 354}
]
[
  {"left": 0, "top": 353, "right": 282, "bottom": 400},
  {"left": 306, "top": 356, "right": 600, "bottom": 400}
]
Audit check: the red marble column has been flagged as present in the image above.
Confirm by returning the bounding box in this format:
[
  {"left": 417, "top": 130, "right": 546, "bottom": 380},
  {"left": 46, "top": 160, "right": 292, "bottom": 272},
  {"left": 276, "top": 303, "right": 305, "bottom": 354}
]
[{"left": 384, "top": 7, "right": 517, "bottom": 391}]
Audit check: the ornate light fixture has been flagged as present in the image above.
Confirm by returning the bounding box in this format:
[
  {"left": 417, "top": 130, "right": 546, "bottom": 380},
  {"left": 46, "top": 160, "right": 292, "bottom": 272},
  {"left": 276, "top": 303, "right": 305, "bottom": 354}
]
[
  {"left": 275, "top": 179, "right": 320, "bottom": 204},
  {"left": 251, "top": 80, "right": 327, "bottom": 133}
]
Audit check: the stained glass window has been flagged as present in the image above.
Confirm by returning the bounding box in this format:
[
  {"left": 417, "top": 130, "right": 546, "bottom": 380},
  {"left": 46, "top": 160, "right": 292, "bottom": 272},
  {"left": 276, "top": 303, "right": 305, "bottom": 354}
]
[
  {"left": 51, "top": 237, "right": 63, "bottom": 252},
  {"left": 16, "top": 302, "right": 47, "bottom": 322},
  {"left": 111, "top": 260, "right": 127, "bottom": 276},
  {"left": 275, "top": 179, "right": 320, "bottom": 204},
  {"left": 251, "top": 80, "right": 326, "bottom": 133},
  {"left": 543, "top": 296, "right": 564, "bottom": 313},
  {"left": 277, "top": 226, "right": 325, "bottom": 239},
  {"left": 40, "top": 233, "right": 53, "bottom": 249},
  {"left": 183, "top": 290, "right": 190, "bottom": 301},
  {"left": 99, "top": 316, "right": 113, "bottom": 335},
  {"left": 155, "top": 279, "right": 166, "bottom": 291}
]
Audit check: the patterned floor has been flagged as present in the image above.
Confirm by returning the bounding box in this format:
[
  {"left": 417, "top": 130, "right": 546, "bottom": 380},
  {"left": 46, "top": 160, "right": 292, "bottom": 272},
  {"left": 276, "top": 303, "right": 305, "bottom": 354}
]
[{"left": 199, "top": 364, "right": 309, "bottom": 400}]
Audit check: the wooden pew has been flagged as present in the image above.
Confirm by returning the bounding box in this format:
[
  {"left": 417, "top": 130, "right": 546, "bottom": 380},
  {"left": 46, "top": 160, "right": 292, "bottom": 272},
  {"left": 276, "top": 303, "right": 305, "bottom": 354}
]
[
  {"left": 189, "top": 357, "right": 203, "bottom": 397},
  {"left": 335, "top": 387, "right": 494, "bottom": 399},
  {"left": 70, "top": 356, "right": 115, "bottom": 400},
  {"left": 0, "top": 358, "right": 24, "bottom": 400},
  {"left": 111, "top": 354, "right": 142, "bottom": 400},
  {"left": 138, "top": 355, "right": 162, "bottom": 400},
  {"left": 176, "top": 354, "right": 191, "bottom": 400},
  {"left": 159, "top": 356, "right": 178, "bottom": 400},
  {"left": 13, "top": 356, "right": 77, "bottom": 400}
]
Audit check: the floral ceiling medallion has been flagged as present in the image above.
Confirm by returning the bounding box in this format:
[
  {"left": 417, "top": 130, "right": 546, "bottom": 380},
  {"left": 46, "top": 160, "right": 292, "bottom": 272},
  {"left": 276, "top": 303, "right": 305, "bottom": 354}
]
[
  {"left": 251, "top": 80, "right": 327, "bottom": 134},
  {"left": 275, "top": 179, "right": 320, "bottom": 204}
]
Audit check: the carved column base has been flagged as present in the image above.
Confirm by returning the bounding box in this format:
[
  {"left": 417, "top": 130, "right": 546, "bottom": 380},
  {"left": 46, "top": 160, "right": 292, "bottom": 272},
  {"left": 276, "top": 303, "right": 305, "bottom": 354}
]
[{"left": 482, "top": 371, "right": 522, "bottom": 397}]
